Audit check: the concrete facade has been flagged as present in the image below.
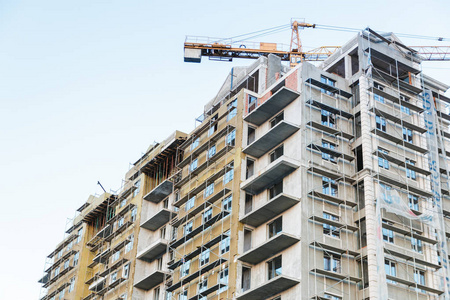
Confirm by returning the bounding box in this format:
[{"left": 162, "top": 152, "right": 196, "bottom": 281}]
[{"left": 40, "top": 31, "right": 450, "bottom": 300}]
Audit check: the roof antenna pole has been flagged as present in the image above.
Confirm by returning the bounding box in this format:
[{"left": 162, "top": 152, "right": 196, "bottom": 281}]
[{"left": 97, "top": 181, "right": 107, "bottom": 193}]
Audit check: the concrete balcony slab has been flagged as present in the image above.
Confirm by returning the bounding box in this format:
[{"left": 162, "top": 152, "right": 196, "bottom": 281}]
[
  {"left": 137, "top": 239, "right": 168, "bottom": 262},
  {"left": 141, "top": 208, "right": 175, "bottom": 231},
  {"left": 241, "top": 156, "right": 300, "bottom": 195},
  {"left": 143, "top": 180, "right": 173, "bottom": 203},
  {"left": 238, "top": 232, "right": 300, "bottom": 265},
  {"left": 243, "top": 121, "right": 300, "bottom": 158},
  {"left": 239, "top": 193, "right": 300, "bottom": 227},
  {"left": 134, "top": 270, "right": 169, "bottom": 290},
  {"left": 236, "top": 275, "right": 300, "bottom": 300},
  {"left": 244, "top": 87, "right": 299, "bottom": 126}
]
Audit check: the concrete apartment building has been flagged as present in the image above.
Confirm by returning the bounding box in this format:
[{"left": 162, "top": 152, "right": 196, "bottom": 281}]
[{"left": 39, "top": 30, "right": 450, "bottom": 300}]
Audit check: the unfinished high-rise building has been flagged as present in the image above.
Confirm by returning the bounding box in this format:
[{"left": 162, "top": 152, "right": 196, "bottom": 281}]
[{"left": 39, "top": 30, "right": 450, "bottom": 300}]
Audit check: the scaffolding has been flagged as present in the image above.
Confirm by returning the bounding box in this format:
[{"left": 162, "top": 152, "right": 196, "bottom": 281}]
[
  {"left": 363, "top": 28, "right": 450, "bottom": 300},
  {"left": 303, "top": 58, "right": 361, "bottom": 300},
  {"left": 142, "top": 97, "right": 239, "bottom": 300}
]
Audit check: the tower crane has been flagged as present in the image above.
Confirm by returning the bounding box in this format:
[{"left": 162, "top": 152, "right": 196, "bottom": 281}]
[{"left": 183, "top": 21, "right": 450, "bottom": 66}]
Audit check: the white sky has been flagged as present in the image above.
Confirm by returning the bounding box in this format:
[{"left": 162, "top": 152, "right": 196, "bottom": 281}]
[{"left": 0, "top": 0, "right": 449, "bottom": 299}]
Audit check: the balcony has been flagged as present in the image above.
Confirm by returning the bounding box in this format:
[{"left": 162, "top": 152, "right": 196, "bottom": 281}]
[
  {"left": 241, "top": 156, "right": 300, "bottom": 195},
  {"left": 137, "top": 239, "right": 168, "bottom": 262},
  {"left": 240, "top": 193, "right": 300, "bottom": 227},
  {"left": 306, "top": 121, "right": 354, "bottom": 140},
  {"left": 143, "top": 179, "right": 173, "bottom": 203},
  {"left": 305, "top": 78, "right": 352, "bottom": 98},
  {"left": 134, "top": 270, "right": 169, "bottom": 290},
  {"left": 141, "top": 208, "right": 176, "bottom": 231},
  {"left": 236, "top": 275, "right": 300, "bottom": 300},
  {"left": 238, "top": 232, "right": 300, "bottom": 265},
  {"left": 243, "top": 121, "right": 300, "bottom": 158},
  {"left": 244, "top": 87, "right": 299, "bottom": 126}
]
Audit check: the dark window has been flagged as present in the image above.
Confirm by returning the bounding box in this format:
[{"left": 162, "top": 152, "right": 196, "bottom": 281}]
[
  {"left": 242, "top": 267, "right": 251, "bottom": 292},
  {"left": 270, "top": 145, "right": 284, "bottom": 163},
  {"left": 244, "top": 229, "right": 252, "bottom": 252},
  {"left": 245, "top": 194, "right": 253, "bottom": 214},
  {"left": 269, "top": 181, "right": 283, "bottom": 199},
  {"left": 246, "top": 159, "right": 254, "bottom": 179},
  {"left": 268, "top": 217, "right": 282, "bottom": 238},
  {"left": 270, "top": 112, "right": 284, "bottom": 128},
  {"left": 247, "top": 126, "right": 256, "bottom": 145},
  {"left": 267, "top": 256, "right": 282, "bottom": 280}
]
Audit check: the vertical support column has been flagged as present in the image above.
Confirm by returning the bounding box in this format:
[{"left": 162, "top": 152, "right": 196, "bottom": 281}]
[
  {"left": 359, "top": 75, "right": 379, "bottom": 299},
  {"left": 344, "top": 56, "right": 352, "bottom": 80}
]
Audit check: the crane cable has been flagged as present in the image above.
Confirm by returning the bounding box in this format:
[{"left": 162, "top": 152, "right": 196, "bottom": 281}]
[
  {"left": 217, "top": 24, "right": 290, "bottom": 43},
  {"left": 315, "top": 23, "right": 450, "bottom": 42},
  {"left": 220, "top": 22, "right": 450, "bottom": 43}
]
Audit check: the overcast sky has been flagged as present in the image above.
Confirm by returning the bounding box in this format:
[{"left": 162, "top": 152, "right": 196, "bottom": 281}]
[{"left": 1, "top": 0, "right": 449, "bottom": 299}]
